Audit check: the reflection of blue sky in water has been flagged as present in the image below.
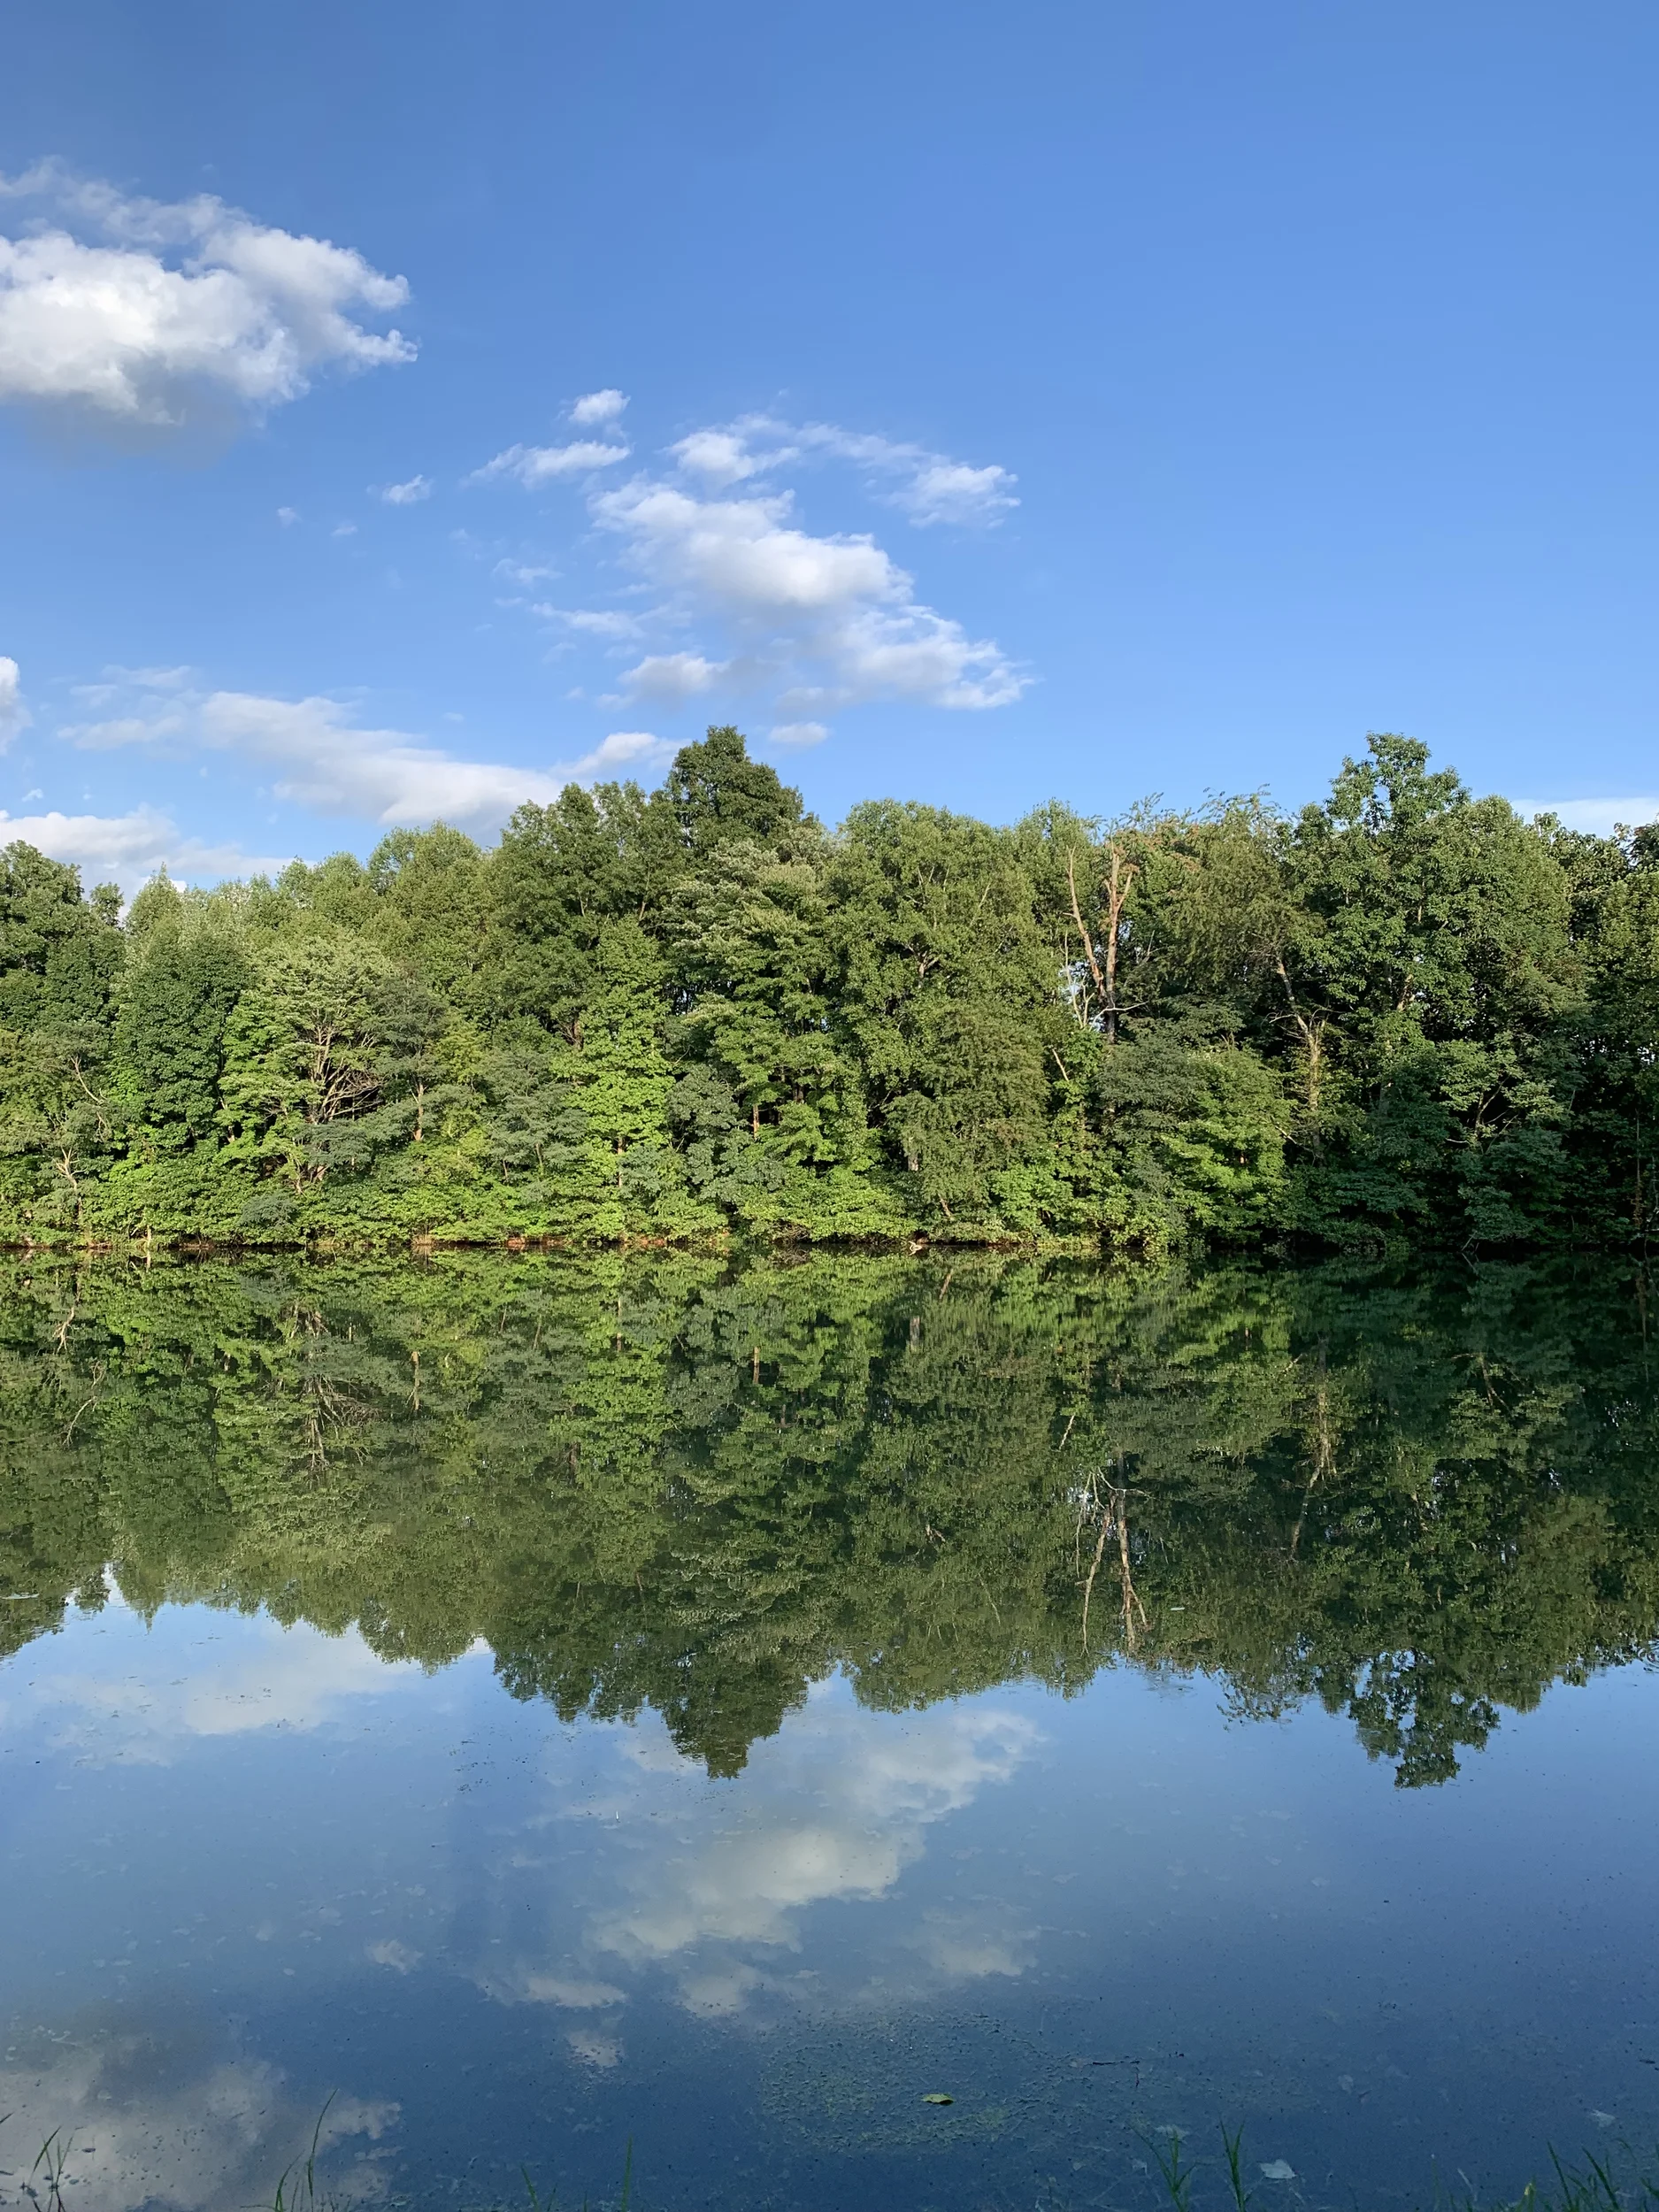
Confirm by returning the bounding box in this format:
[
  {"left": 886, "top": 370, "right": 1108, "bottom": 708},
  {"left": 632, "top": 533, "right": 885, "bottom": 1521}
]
[
  {"left": 0, "top": 1589, "right": 429, "bottom": 1758},
  {"left": 0, "top": 1600, "right": 1045, "bottom": 2200},
  {"left": 5, "top": 1597, "right": 1659, "bottom": 2210}
]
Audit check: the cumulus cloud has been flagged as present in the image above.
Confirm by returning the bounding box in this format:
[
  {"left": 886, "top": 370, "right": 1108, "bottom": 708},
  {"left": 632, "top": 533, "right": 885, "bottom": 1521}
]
[
  {"left": 0, "top": 651, "right": 31, "bottom": 744},
  {"left": 569, "top": 388, "right": 627, "bottom": 426},
  {"left": 768, "top": 720, "right": 828, "bottom": 748},
  {"left": 0, "top": 803, "right": 290, "bottom": 896},
  {"left": 0, "top": 160, "right": 414, "bottom": 432},
  {"left": 470, "top": 403, "right": 1025, "bottom": 718},
  {"left": 593, "top": 476, "right": 1025, "bottom": 709},
  {"left": 378, "top": 473, "right": 431, "bottom": 504},
  {"left": 620, "top": 649, "right": 730, "bottom": 700},
  {"left": 52, "top": 668, "right": 674, "bottom": 840},
  {"left": 469, "top": 439, "right": 630, "bottom": 487},
  {"left": 671, "top": 426, "right": 765, "bottom": 488}
]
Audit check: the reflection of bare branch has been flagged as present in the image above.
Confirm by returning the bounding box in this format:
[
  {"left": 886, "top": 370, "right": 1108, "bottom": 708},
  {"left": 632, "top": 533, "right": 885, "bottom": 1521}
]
[
  {"left": 52, "top": 1301, "right": 77, "bottom": 1351},
  {"left": 1114, "top": 1485, "right": 1148, "bottom": 1651},
  {"left": 1077, "top": 1465, "right": 1148, "bottom": 1652},
  {"left": 1081, "top": 1483, "right": 1110, "bottom": 1651},
  {"left": 1291, "top": 1355, "right": 1337, "bottom": 1560},
  {"left": 61, "top": 1361, "right": 105, "bottom": 1443}
]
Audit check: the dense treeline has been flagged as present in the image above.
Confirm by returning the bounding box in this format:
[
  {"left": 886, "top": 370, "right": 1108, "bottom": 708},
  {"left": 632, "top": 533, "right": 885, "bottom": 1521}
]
[
  {"left": 4, "top": 1249, "right": 1656, "bottom": 1785},
  {"left": 4, "top": 726, "right": 1658, "bottom": 1249}
]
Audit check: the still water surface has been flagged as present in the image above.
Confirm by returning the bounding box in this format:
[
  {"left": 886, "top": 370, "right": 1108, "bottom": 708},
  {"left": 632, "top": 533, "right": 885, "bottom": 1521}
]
[{"left": 2, "top": 1252, "right": 1657, "bottom": 2212}]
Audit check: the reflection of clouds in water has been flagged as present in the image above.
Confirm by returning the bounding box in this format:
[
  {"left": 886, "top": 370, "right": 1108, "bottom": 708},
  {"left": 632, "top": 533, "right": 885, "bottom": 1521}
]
[
  {"left": 595, "top": 1686, "right": 1035, "bottom": 1965},
  {"left": 0, "top": 2020, "right": 396, "bottom": 2212},
  {"left": 366, "top": 1939, "right": 422, "bottom": 1972},
  {"left": 4, "top": 1612, "right": 422, "bottom": 1763},
  {"left": 565, "top": 2028, "right": 622, "bottom": 2069},
  {"left": 521, "top": 1976, "right": 626, "bottom": 2008},
  {"left": 905, "top": 1909, "right": 1032, "bottom": 1982},
  {"left": 488, "top": 1678, "right": 1039, "bottom": 2024}
]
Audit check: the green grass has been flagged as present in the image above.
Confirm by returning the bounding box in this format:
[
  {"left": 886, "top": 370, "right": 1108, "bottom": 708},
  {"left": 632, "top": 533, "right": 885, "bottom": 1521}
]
[
  {"left": 3, "top": 2107, "right": 1653, "bottom": 2212},
  {"left": 1143, "top": 2124, "right": 1659, "bottom": 2212}
]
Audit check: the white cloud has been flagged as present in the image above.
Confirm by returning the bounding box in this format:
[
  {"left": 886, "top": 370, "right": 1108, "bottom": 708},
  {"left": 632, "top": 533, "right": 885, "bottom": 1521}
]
[
  {"left": 899, "top": 457, "right": 1020, "bottom": 526},
  {"left": 594, "top": 477, "right": 1025, "bottom": 710},
  {"left": 621, "top": 649, "right": 729, "bottom": 700},
  {"left": 572, "top": 729, "right": 675, "bottom": 777},
  {"left": 379, "top": 473, "right": 432, "bottom": 504},
  {"left": 197, "top": 691, "right": 562, "bottom": 825},
  {"left": 470, "top": 439, "right": 630, "bottom": 487},
  {"left": 569, "top": 387, "right": 627, "bottom": 427},
  {"left": 0, "top": 651, "right": 30, "bottom": 744},
  {"left": 672, "top": 426, "right": 770, "bottom": 487},
  {"left": 0, "top": 161, "right": 414, "bottom": 431},
  {"left": 1521, "top": 795, "right": 1659, "bottom": 836},
  {"left": 51, "top": 669, "right": 675, "bottom": 839},
  {"left": 596, "top": 480, "right": 893, "bottom": 612},
  {"left": 276, "top": 503, "right": 299, "bottom": 525},
  {"left": 467, "top": 403, "right": 1025, "bottom": 716},
  {"left": 768, "top": 720, "right": 829, "bottom": 748},
  {"left": 0, "top": 803, "right": 290, "bottom": 895}
]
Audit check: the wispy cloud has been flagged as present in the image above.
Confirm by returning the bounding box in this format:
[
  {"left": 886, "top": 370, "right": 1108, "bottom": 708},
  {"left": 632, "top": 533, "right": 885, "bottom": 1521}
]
[
  {"left": 527, "top": 605, "right": 644, "bottom": 641},
  {"left": 0, "top": 158, "right": 413, "bottom": 433},
  {"left": 469, "top": 439, "right": 631, "bottom": 488},
  {"left": 52, "top": 667, "right": 674, "bottom": 843},
  {"left": 378, "top": 473, "right": 432, "bottom": 505},
  {"left": 671, "top": 412, "right": 1019, "bottom": 526}
]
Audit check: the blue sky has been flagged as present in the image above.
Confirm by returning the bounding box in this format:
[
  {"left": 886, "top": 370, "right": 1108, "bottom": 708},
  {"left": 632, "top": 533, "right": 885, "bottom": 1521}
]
[{"left": 3, "top": 0, "right": 1657, "bottom": 887}]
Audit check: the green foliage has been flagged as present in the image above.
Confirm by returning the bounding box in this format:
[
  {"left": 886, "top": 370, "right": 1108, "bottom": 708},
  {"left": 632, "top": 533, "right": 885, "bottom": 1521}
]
[{"left": 2, "top": 726, "right": 1656, "bottom": 1251}]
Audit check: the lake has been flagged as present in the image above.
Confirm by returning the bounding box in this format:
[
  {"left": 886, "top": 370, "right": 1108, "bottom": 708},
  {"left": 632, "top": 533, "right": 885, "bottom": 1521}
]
[{"left": 2, "top": 1250, "right": 1657, "bottom": 2212}]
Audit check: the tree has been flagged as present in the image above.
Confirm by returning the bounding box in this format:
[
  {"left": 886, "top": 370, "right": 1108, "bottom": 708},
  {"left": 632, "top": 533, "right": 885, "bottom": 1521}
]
[{"left": 665, "top": 725, "right": 809, "bottom": 857}]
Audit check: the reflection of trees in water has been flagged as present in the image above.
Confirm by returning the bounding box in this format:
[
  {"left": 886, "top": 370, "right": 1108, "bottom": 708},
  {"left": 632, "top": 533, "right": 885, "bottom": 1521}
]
[{"left": 2, "top": 1251, "right": 1657, "bottom": 1785}]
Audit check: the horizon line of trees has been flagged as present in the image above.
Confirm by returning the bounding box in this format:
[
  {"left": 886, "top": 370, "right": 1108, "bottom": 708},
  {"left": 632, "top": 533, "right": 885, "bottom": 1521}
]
[{"left": 3, "top": 723, "right": 1658, "bottom": 1251}]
